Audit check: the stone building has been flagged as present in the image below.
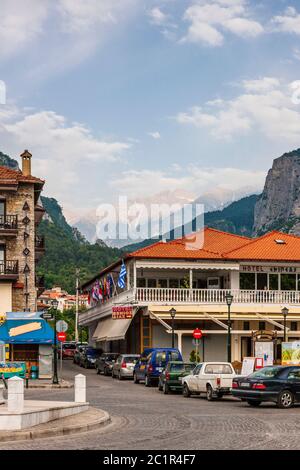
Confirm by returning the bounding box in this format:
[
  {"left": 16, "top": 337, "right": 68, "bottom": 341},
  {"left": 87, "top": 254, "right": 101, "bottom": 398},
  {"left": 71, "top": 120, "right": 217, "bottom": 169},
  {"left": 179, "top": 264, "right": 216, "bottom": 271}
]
[{"left": 0, "top": 150, "right": 45, "bottom": 313}]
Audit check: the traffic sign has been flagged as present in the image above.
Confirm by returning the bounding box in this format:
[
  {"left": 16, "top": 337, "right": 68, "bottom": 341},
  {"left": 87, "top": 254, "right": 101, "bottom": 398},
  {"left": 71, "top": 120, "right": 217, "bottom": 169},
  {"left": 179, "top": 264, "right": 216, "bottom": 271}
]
[
  {"left": 41, "top": 312, "right": 53, "bottom": 320},
  {"left": 192, "top": 339, "right": 200, "bottom": 346},
  {"left": 56, "top": 320, "right": 68, "bottom": 333},
  {"left": 57, "top": 332, "right": 66, "bottom": 342},
  {"left": 193, "top": 328, "right": 203, "bottom": 340}
]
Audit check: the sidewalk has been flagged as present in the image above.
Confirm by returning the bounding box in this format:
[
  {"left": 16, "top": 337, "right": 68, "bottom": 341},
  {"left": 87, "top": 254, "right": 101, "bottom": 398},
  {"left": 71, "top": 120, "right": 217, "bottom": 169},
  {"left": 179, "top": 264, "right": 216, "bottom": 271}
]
[
  {"left": 25, "top": 378, "right": 73, "bottom": 389},
  {"left": 0, "top": 407, "right": 110, "bottom": 443}
]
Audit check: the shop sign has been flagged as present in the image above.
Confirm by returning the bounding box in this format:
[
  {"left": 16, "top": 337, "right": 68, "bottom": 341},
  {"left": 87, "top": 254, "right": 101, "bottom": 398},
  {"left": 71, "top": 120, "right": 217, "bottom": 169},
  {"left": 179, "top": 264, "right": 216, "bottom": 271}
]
[
  {"left": 282, "top": 341, "right": 300, "bottom": 365},
  {"left": 0, "top": 361, "right": 26, "bottom": 379},
  {"left": 240, "top": 265, "right": 300, "bottom": 273},
  {"left": 112, "top": 306, "right": 133, "bottom": 319}
]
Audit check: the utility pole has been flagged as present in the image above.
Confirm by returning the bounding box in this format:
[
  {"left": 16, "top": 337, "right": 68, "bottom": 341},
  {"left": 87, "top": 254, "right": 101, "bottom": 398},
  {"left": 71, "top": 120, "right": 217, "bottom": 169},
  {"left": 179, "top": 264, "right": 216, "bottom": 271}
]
[{"left": 75, "top": 268, "right": 80, "bottom": 343}]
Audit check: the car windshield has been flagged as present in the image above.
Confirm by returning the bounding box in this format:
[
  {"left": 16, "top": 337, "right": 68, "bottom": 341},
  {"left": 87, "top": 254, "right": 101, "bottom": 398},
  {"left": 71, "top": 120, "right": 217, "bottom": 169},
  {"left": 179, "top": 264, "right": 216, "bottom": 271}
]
[
  {"left": 63, "top": 344, "right": 76, "bottom": 350},
  {"left": 170, "top": 363, "right": 194, "bottom": 373},
  {"left": 249, "top": 367, "right": 282, "bottom": 379},
  {"left": 169, "top": 351, "right": 180, "bottom": 361},
  {"left": 86, "top": 349, "right": 101, "bottom": 357},
  {"left": 123, "top": 356, "right": 139, "bottom": 363},
  {"left": 106, "top": 355, "right": 118, "bottom": 361}
]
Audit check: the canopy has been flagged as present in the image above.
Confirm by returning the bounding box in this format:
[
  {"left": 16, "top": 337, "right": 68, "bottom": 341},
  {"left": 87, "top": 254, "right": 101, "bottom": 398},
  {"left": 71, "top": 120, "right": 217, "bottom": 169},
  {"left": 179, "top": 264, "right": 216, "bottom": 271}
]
[
  {"left": 0, "top": 314, "right": 53, "bottom": 344},
  {"left": 93, "top": 314, "right": 135, "bottom": 342}
]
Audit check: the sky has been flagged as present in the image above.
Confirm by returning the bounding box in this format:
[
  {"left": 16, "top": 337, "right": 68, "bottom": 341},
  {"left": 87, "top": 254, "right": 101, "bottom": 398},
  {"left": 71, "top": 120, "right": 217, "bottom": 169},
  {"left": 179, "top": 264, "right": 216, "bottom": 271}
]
[{"left": 1, "top": 0, "right": 300, "bottom": 227}]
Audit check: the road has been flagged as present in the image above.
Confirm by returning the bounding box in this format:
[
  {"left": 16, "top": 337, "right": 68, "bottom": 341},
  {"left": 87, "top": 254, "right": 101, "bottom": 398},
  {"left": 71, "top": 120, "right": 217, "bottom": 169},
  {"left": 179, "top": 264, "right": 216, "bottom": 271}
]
[{"left": 1, "top": 360, "right": 300, "bottom": 450}]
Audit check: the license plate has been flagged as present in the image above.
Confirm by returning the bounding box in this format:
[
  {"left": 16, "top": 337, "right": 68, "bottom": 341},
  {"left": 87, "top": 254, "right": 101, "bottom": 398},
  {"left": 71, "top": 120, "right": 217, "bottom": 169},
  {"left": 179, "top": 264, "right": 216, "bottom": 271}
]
[{"left": 241, "top": 382, "right": 250, "bottom": 388}]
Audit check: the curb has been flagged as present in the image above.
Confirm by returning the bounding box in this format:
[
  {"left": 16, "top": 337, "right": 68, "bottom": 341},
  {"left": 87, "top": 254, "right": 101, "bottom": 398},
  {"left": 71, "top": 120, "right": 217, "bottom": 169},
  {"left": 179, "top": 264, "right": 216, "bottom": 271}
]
[
  {"left": 26, "top": 380, "right": 73, "bottom": 389},
  {"left": 0, "top": 408, "right": 111, "bottom": 443}
]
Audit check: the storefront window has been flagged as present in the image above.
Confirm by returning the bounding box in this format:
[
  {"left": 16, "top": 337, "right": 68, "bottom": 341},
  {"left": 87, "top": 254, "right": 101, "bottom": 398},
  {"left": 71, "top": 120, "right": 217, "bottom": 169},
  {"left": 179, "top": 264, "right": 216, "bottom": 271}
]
[
  {"left": 158, "top": 279, "right": 168, "bottom": 288},
  {"left": 147, "top": 279, "right": 157, "bottom": 288},
  {"left": 169, "top": 279, "right": 179, "bottom": 288},
  {"left": 269, "top": 274, "right": 279, "bottom": 290},
  {"left": 240, "top": 273, "right": 255, "bottom": 289},
  {"left": 137, "top": 278, "right": 146, "bottom": 288},
  {"left": 257, "top": 273, "right": 268, "bottom": 290},
  {"left": 281, "top": 274, "right": 296, "bottom": 291}
]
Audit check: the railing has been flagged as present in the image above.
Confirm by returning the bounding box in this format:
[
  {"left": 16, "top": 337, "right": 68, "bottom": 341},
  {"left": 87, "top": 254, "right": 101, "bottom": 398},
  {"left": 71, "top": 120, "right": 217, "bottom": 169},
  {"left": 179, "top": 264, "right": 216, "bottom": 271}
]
[
  {"left": 0, "top": 260, "right": 18, "bottom": 276},
  {"left": 135, "top": 288, "right": 300, "bottom": 305},
  {"left": 35, "top": 235, "right": 45, "bottom": 249},
  {"left": 0, "top": 215, "right": 18, "bottom": 230}
]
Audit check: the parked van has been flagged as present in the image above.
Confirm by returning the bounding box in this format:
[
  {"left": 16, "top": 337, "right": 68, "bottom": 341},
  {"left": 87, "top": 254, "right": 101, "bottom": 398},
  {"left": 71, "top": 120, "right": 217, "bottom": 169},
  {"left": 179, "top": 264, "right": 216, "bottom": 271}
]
[{"left": 133, "top": 348, "right": 183, "bottom": 387}]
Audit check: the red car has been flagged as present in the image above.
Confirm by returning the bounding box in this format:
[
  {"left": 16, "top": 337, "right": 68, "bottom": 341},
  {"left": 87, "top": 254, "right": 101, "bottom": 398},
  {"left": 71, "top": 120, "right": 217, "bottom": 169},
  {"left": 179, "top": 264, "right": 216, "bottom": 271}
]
[{"left": 58, "top": 342, "right": 76, "bottom": 359}]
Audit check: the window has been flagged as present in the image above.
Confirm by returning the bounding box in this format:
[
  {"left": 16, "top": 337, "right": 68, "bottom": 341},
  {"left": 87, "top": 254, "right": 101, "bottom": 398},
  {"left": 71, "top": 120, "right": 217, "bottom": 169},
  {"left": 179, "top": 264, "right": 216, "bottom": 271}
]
[
  {"left": 258, "top": 321, "right": 265, "bottom": 331},
  {"left": 147, "top": 279, "right": 157, "bottom": 288},
  {"left": 155, "top": 351, "right": 167, "bottom": 365},
  {"left": 204, "top": 364, "right": 233, "bottom": 374},
  {"left": 137, "top": 278, "right": 146, "bottom": 288},
  {"left": 291, "top": 321, "right": 298, "bottom": 331},
  {"left": 193, "top": 364, "right": 202, "bottom": 375},
  {"left": 250, "top": 367, "right": 282, "bottom": 378},
  {"left": 243, "top": 321, "right": 250, "bottom": 331},
  {"left": 0, "top": 245, "right": 4, "bottom": 263},
  {"left": 240, "top": 273, "right": 255, "bottom": 290},
  {"left": 269, "top": 274, "right": 279, "bottom": 290},
  {"left": 257, "top": 273, "right": 268, "bottom": 290},
  {"left": 169, "top": 279, "right": 179, "bottom": 288},
  {"left": 288, "top": 369, "right": 300, "bottom": 379},
  {"left": 281, "top": 274, "right": 296, "bottom": 291},
  {"left": 169, "top": 351, "right": 180, "bottom": 361},
  {"left": 158, "top": 279, "right": 167, "bottom": 288}
]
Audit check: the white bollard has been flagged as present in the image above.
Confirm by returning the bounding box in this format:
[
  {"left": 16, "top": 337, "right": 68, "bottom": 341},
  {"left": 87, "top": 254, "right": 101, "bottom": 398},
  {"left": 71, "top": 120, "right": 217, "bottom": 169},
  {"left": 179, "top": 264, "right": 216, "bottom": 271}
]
[
  {"left": 7, "top": 376, "right": 24, "bottom": 413},
  {"left": 75, "top": 374, "right": 86, "bottom": 403}
]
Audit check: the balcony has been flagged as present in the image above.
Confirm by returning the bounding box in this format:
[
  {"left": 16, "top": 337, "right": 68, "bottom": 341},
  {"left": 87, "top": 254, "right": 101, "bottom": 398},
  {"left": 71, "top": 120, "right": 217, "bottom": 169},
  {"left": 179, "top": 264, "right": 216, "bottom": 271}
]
[
  {"left": 35, "top": 235, "right": 45, "bottom": 261},
  {"left": 0, "top": 260, "right": 18, "bottom": 280},
  {"left": 135, "top": 288, "right": 300, "bottom": 305},
  {"left": 0, "top": 215, "right": 18, "bottom": 236}
]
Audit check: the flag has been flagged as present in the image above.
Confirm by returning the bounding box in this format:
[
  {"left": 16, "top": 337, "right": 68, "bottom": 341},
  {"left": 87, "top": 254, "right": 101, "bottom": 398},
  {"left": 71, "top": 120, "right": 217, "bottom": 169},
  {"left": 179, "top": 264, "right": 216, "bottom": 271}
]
[{"left": 118, "top": 261, "right": 127, "bottom": 289}]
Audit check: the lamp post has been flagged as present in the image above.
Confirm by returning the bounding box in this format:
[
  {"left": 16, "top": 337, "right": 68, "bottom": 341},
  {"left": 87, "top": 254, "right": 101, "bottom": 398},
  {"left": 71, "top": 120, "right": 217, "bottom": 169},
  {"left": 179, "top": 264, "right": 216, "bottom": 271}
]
[
  {"left": 169, "top": 308, "right": 176, "bottom": 348},
  {"left": 225, "top": 293, "right": 234, "bottom": 363},
  {"left": 52, "top": 299, "right": 59, "bottom": 384},
  {"left": 282, "top": 307, "right": 289, "bottom": 343}
]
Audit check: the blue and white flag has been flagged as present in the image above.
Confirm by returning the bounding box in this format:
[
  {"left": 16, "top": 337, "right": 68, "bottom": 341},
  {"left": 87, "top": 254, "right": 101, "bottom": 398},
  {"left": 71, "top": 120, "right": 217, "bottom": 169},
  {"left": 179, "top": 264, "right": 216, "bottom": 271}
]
[{"left": 118, "top": 261, "right": 127, "bottom": 289}]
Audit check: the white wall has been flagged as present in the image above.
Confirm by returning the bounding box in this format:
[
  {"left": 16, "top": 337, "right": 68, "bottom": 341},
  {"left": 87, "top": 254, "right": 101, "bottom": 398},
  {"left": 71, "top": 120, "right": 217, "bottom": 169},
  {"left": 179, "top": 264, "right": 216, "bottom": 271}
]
[{"left": 152, "top": 324, "right": 177, "bottom": 349}]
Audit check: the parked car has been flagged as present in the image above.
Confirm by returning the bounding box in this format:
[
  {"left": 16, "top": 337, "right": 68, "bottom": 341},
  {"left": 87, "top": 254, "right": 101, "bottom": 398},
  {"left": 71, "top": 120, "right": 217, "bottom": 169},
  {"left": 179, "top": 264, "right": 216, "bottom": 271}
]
[
  {"left": 58, "top": 342, "right": 76, "bottom": 359},
  {"left": 79, "top": 347, "right": 102, "bottom": 368},
  {"left": 134, "top": 348, "right": 183, "bottom": 387},
  {"left": 73, "top": 344, "right": 88, "bottom": 365},
  {"left": 182, "top": 362, "right": 236, "bottom": 400},
  {"left": 96, "top": 353, "right": 120, "bottom": 376},
  {"left": 232, "top": 365, "right": 300, "bottom": 408},
  {"left": 158, "top": 361, "right": 196, "bottom": 394},
  {"left": 112, "top": 354, "right": 140, "bottom": 380}
]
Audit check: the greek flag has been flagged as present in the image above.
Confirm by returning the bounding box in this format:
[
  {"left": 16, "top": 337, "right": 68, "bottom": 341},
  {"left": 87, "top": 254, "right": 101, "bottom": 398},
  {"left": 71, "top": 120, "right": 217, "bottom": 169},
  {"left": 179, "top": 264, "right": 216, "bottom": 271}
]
[{"left": 118, "top": 261, "right": 127, "bottom": 289}]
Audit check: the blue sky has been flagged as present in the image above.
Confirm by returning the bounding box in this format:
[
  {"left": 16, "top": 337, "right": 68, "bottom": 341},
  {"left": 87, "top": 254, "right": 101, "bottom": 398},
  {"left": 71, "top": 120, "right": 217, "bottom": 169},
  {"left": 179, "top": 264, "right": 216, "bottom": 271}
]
[{"left": 1, "top": 0, "right": 300, "bottom": 225}]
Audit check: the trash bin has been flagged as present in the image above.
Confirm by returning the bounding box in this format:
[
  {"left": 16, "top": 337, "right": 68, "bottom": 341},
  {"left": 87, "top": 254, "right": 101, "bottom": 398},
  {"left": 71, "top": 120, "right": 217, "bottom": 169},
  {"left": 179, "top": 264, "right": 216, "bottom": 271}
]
[{"left": 30, "top": 365, "right": 38, "bottom": 380}]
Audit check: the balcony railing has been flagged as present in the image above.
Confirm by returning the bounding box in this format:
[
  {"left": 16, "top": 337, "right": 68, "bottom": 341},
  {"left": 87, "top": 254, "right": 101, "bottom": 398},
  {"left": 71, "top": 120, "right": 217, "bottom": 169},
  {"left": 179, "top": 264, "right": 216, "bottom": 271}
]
[
  {"left": 135, "top": 288, "right": 300, "bottom": 305},
  {"left": 0, "top": 215, "right": 18, "bottom": 231},
  {"left": 0, "top": 260, "right": 18, "bottom": 276},
  {"left": 35, "top": 235, "right": 45, "bottom": 250}
]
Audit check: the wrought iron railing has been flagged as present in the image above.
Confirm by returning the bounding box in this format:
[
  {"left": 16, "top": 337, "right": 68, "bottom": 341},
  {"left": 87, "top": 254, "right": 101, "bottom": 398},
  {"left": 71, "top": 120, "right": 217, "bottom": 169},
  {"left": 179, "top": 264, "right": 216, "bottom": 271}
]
[
  {"left": 0, "top": 215, "right": 18, "bottom": 230},
  {"left": 0, "top": 260, "right": 18, "bottom": 275}
]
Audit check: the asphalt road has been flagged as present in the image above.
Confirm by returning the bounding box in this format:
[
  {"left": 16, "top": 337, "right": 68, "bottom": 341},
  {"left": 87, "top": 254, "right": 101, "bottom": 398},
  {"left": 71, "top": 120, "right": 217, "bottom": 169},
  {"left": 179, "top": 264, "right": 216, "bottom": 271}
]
[{"left": 1, "top": 360, "right": 300, "bottom": 450}]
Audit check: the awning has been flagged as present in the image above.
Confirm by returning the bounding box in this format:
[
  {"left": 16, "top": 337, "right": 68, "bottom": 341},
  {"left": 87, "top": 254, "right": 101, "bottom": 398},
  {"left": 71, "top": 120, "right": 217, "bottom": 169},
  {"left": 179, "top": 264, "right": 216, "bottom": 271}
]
[
  {"left": 93, "top": 313, "right": 135, "bottom": 342},
  {"left": 0, "top": 313, "right": 53, "bottom": 344}
]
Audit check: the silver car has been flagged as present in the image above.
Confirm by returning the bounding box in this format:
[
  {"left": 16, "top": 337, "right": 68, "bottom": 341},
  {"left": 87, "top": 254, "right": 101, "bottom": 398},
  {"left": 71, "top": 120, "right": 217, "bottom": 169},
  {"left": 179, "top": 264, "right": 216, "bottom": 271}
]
[{"left": 112, "top": 354, "right": 140, "bottom": 380}]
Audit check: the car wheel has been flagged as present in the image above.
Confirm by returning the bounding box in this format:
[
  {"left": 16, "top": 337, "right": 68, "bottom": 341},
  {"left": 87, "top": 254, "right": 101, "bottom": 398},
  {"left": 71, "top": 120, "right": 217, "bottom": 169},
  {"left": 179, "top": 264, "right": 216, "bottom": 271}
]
[
  {"left": 206, "top": 385, "right": 214, "bottom": 401},
  {"left": 183, "top": 383, "right": 191, "bottom": 398},
  {"left": 277, "top": 390, "right": 294, "bottom": 409},
  {"left": 163, "top": 382, "right": 169, "bottom": 395},
  {"left": 104, "top": 368, "right": 108, "bottom": 376},
  {"left": 145, "top": 375, "right": 152, "bottom": 387},
  {"left": 133, "top": 373, "right": 139, "bottom": 384},
  {"left": 247, "top": 400, "right": 261, "bottom": 407},
  {"left": 118, "top": 371, "right": 123, "bottom": 381}
]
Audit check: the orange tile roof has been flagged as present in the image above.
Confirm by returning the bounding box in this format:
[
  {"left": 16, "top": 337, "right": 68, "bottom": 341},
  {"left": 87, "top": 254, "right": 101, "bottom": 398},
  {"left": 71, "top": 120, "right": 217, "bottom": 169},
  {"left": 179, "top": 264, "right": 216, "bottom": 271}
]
[
  {"left": 0, "top": 165, "right": 44, "bottom": 185},
  {"left": 128, "top": 227, "right": 251, "bottom": 260},
  {"left": 226, "top": 231, "right": 300, "bottom": 261}
]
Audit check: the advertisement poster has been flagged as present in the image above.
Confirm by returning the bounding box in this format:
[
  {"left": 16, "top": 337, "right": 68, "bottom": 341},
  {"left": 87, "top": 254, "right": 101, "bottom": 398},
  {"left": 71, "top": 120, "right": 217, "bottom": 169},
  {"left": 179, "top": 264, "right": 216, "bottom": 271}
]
[
  {"left": 282, "top": 342, "right": 300, "bottom": 365},
  {"left": 254, "top": 342, "right": 274, "bottom": 366},
  {"left": 0, "top": 362, "right": 26, "bottom": 379},
  {"left": 241, "top": 357, "right": 256, "bottom": 376}
]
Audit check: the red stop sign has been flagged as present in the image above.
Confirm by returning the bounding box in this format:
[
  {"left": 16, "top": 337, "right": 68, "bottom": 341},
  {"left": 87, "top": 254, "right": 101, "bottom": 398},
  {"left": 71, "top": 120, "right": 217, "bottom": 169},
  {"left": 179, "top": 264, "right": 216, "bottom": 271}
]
[
  {"left": 193, "top": 328, "right": 202, "bottom": 339},
  {"left": 57, "top": 332, "right": 66, "bottom": 342}
]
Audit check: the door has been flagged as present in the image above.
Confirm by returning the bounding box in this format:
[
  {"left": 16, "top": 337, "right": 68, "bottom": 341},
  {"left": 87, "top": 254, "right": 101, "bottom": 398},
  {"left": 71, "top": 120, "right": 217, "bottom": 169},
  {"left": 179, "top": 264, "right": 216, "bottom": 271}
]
[
  {"left": 207, "top": 277, "right": 220, "bottom": 289},
  {"left": 189, "top": 363, "right": 202, "bottom": 392},
  {"left": 39, "top": 345, "right": 52, "bottom": 379}
]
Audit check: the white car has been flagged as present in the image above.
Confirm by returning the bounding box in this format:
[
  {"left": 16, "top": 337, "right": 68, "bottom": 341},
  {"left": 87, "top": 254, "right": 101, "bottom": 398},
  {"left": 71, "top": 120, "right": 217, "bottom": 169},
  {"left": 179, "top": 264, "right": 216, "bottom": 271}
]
[{"left": 182, "top": 362, "right": 236, "bottom": 400}]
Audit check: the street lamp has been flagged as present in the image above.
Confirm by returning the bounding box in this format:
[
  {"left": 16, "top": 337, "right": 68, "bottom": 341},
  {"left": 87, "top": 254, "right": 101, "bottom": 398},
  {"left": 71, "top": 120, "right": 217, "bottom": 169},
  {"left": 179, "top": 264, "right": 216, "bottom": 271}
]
[
  {"left": 282, "top": 307, "right": 289, "bottom": 343},
  {"left": 225, "top": 293, "right": 234, "bottom": 363},
  {"left": 52, "top": 299, "right": 59, "bottom": 385},
  {"left": 169, "top": 308, "right": 176, "bottom": 348}
]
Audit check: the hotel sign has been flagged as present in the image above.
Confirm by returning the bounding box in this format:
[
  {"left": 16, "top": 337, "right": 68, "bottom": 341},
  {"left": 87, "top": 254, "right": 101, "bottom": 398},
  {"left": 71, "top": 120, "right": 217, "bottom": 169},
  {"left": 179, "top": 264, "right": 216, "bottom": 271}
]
[
  {"left": 112, "top": 306, "right": 133, "bottom": 320},
  {"left": 240, "top": 265, "right": 300, "bottom": 274}
]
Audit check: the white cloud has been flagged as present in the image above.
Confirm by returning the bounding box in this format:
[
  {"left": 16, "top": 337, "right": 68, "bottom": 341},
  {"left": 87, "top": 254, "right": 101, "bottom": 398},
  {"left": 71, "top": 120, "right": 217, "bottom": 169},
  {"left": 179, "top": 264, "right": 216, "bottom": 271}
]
[
  {"left": 175, "top": 77, "right": 300, "bottom": 142},
  {"left": 148, "top": 131, "right": 161, "bottom": 139},
  {"left": 0, "top": 0, "right": 49, "bottom": 59},
  {"left": 181, "top": 0, "right": 264, "bottom": 46},
  {"left": 0, "top": 107, "right": 130, "bottom": 200},
  {"left": 148, "top": 7, "right": 169, "bottom": 26},
  {"left": 272, "top": 6, "right": 300, "bottom": 35}
]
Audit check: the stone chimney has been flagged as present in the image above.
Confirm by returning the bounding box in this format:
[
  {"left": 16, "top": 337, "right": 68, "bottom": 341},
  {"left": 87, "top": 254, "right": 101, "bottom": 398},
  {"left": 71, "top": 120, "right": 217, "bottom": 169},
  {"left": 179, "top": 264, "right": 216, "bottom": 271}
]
[{"left": 20, "top": 150, "right": 32, "bottom": 176}]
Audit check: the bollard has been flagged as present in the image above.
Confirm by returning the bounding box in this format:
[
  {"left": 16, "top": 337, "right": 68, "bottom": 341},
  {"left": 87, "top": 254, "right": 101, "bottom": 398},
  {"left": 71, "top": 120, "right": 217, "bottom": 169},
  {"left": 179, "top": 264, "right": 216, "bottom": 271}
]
[
  {"left": 7, "top": 376, "right": 24, "bottom": 413},
  {"left": 74, "top": 374, "right": 86, "bottom": 403}
]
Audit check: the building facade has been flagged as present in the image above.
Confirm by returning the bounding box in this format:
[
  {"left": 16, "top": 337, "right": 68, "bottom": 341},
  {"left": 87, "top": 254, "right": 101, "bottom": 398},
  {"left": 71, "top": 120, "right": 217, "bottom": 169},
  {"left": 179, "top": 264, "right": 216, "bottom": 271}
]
[
  {"left": 39, "top": 286, "right": 88, "bottom": 311},
  {"left": 79, "top": 228, "right": 300, "bottom": 363},
  {"left": 0, "top": 150, "right": 45, "bottom": 313}
]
